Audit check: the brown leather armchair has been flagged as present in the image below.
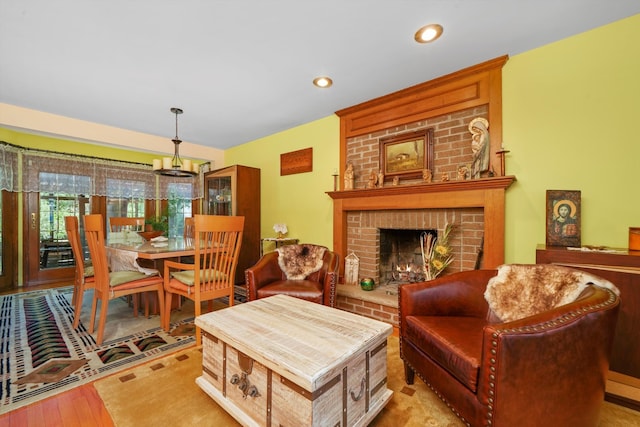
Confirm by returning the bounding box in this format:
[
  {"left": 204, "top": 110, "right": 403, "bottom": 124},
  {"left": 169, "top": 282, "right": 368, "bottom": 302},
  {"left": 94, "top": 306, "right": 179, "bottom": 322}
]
[
  {"left": 399, "top": 268, "right": 620, "bottom": 427},
  {"left": 245, "top": 244, "right": 339, "bottom": 307}
]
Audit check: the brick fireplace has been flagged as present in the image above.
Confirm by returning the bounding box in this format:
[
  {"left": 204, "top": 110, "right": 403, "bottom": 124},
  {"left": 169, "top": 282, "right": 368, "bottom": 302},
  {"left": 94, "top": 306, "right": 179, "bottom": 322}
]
[
  {"left": 329, "top": 56, "right": 514, "bottom": 326},
  {"left": 351, "top": 208, "right": 484, "bottom": 288},
  {"left": 331, "top": 177, "right": 513, "bottom": 326},
  {"left": 329, "top": 107, "right": 515, "bottom": 285},
  {"left": 330, "top": 176, "right": 512, "bottom": 278}
]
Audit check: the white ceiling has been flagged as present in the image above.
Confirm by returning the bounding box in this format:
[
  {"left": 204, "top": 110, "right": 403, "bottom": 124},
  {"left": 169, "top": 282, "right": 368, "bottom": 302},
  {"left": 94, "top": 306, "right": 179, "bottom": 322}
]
[{"left": 1, "top": 1, "right": 639, "bottom": 150}]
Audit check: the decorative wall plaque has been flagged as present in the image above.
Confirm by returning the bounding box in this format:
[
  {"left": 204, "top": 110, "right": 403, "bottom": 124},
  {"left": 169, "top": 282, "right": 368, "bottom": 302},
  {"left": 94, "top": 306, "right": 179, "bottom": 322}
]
[{"left": 280, "top": 147, "right": 313, "bottom": 176}]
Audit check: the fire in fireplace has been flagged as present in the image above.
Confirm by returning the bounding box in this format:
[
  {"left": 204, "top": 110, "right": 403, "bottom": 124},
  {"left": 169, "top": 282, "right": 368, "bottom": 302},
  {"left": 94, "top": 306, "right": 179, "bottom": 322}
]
[{"left": 379, "top": 228, "right": 437, "bottom": 286}]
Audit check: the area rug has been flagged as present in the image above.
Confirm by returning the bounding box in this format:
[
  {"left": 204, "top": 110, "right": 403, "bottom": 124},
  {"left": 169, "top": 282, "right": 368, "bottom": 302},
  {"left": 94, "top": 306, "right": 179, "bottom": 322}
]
[
  {"left": 0, "top": 286, "right": 205, "bottom": 414},
  {"left": 95, "top": 335, "right": 640, "bottom": 427}
]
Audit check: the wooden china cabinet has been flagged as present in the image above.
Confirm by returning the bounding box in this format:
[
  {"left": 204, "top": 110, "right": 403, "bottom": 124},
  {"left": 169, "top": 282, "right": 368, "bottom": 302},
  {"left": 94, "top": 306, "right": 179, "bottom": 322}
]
[{"left": 204, "top": 165, "right": 261, "bottom": 285}]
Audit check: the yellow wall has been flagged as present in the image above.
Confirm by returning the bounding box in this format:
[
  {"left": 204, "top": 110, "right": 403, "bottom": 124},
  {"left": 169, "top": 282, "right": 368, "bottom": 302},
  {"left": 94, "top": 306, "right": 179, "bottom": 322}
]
[
  {"left": 0, "top": 128, "right": 161, "bottom": 164},
  {"left": 503, "top": 13, "right": 640, "bottom": 262},
  {"left": 225, "top": 116, "right": 340, "bottom": 248}
]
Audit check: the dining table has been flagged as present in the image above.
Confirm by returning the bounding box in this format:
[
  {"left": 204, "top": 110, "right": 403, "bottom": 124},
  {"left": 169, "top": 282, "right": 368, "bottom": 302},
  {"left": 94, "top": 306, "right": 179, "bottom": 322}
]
[{"left": 106, "top": 233, "right": 196, "bottom": 261}]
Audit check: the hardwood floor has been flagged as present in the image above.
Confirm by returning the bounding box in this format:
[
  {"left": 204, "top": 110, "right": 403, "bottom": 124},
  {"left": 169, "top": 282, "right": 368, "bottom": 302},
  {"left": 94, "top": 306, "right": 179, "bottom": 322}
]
[{"left": 0, "top": 384, "right": 114, "bottom": 427}]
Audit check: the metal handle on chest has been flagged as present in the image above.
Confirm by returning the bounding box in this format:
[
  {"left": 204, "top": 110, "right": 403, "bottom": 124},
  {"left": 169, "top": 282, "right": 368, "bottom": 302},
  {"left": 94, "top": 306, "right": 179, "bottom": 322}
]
[{"left": 350, "top": 377, "right": 366, "bottom": 402}]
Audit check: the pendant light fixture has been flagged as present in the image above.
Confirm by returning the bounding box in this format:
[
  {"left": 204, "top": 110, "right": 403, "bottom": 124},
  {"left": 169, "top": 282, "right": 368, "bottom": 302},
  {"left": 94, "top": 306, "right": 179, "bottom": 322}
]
[{"left": 153, "top": 107, "right": 199, "bottom": 177}]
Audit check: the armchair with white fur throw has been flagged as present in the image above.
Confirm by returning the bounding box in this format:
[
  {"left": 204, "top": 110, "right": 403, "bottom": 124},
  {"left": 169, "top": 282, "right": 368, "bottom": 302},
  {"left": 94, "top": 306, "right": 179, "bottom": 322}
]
[
  {"left": 245, "top": 244, "right": 339, "bottom": 307},
  {"left": 399, "top": 264, "right": 620, "bottom": 427}
]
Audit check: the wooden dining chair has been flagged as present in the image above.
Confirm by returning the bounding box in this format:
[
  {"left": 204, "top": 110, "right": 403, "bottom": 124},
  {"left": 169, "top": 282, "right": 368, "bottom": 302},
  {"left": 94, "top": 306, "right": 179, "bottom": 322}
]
[
  {"left": 108, "top": 216, "right": 145, "bottom": 232},
  {"left": 184, "top": 216, "right": 195, "bottom": 239},
  {"left": 84, "top": 214, "right": 165, "bottom": 345},
  {"left": 64, "top": 216, "right": 95, "bottom": 329},
  {"left": 163, "top": 214, "right": 244, "bottom": 345},
  {"left": 109, "top": 215, "right": 158, "bottom": 314},
  {"left": 177, "top": 216, "right": 196, "bottom": 266}
]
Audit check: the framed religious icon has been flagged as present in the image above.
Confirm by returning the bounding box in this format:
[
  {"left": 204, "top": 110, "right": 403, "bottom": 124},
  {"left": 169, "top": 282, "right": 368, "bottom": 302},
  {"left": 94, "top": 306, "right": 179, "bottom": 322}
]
[
  {"left": 379, "top": 128, "right": 434, "bottom": 180},
  {"left": 546, "top": 190, "right": 581, "bottom": 247}
]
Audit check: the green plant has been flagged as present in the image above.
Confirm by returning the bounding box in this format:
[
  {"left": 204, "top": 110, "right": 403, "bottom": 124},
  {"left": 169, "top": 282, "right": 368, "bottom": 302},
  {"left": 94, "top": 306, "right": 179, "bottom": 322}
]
[{"left": 145, "top": 213, "right": 168, "bottom": 235}]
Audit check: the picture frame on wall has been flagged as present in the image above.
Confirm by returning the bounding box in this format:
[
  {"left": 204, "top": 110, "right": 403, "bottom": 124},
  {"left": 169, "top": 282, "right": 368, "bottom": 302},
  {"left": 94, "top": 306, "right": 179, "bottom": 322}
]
[
  {"left": 546, "top": 190, "right": 581, "bottom": 247},
  {"left": 379, "top": 128, "right": 434, "bottom": 180}
]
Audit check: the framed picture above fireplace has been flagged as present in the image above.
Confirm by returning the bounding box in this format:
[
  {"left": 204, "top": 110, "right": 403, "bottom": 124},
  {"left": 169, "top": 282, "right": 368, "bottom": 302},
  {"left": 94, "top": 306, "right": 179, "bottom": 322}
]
[{"left": 379, "top": 128, "right": 434, "bottom": 180}]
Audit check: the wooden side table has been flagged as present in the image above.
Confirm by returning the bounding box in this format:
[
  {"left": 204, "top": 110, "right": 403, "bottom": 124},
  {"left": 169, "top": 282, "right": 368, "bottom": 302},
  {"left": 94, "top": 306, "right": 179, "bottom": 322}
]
[{"left": 260, "top": 237, "right": 299, "bottom": 256}]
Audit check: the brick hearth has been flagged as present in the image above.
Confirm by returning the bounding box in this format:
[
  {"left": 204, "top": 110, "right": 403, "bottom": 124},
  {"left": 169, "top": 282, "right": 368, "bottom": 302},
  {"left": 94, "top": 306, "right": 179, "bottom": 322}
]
[{"left": 336, "top": 284, "right": 399, "bottom": 326}]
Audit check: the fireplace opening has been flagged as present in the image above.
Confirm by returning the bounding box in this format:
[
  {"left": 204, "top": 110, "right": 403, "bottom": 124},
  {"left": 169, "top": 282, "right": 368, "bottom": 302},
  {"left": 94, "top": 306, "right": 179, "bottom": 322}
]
[{"left": 379, "top": 228, "right": 437, "bottom": 288}]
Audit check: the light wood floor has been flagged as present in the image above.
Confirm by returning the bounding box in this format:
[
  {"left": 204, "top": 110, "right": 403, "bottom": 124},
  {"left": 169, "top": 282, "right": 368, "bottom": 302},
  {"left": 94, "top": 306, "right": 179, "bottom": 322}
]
[{"left": 0, "top": 282, "right": 115, "bottom": 426}]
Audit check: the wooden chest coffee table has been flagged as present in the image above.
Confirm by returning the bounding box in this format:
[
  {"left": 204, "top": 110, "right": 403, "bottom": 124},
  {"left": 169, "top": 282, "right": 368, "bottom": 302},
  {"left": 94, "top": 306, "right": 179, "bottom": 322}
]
[{"left": 195, "top": 294, "right": 393, "bottom": 427}]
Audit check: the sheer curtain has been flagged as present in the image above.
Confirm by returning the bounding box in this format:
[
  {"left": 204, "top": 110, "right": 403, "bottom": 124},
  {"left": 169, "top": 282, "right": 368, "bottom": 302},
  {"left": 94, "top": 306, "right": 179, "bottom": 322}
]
[
  {"left": 0, "top": 143, "right": 19, "bottom": 192},
  {"left": 0, "top": 142, "right": 202, "bottom": 199}
]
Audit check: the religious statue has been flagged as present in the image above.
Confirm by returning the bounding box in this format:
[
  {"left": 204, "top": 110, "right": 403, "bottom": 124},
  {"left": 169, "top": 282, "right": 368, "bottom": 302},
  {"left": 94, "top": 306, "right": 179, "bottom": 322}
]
[
  {"left": 344, "top": 162, "right": 354, "bottom": 190},
  {"left": 377, "top": 169, "right": 384, "bottom": 188},
  {"left": 366, "top": 169, "right": 377, "bottom": 189},
  {"left": 469, "top": 117, "right": 490, "bottom": 179},
  {"left": 422, "top": 169, "right": 432, "bottom": 183}
]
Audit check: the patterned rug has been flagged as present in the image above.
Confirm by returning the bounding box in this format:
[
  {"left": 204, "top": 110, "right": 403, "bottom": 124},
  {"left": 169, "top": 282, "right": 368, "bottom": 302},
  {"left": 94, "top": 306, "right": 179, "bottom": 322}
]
[{"left": 0, "top": 286, "right": 235, "bottom": 414}]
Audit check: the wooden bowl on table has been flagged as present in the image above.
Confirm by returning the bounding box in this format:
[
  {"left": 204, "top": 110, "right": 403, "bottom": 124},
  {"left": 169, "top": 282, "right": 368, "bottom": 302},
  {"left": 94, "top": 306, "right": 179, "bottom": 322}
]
[{"left": 137, "top": 231, "right": 164, "bottom": 241}]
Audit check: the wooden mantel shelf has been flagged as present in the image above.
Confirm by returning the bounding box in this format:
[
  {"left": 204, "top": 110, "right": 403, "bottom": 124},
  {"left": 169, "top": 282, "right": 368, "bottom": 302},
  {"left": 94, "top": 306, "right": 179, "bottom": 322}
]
[{"left": 327, "top": 176, "right": 515, "bottom": 200}]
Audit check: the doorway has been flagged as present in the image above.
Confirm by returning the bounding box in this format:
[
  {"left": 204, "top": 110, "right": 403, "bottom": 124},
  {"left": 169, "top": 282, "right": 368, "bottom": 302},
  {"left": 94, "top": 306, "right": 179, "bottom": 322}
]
[{"left": 23, "top": 192, "right": 90, "bottom": 286}]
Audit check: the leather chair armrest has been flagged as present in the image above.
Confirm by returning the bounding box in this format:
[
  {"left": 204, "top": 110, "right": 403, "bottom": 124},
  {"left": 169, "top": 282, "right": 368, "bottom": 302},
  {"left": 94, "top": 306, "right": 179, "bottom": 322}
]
[{"left": 245, "top": 252, "right": 284, "bottom": 300}]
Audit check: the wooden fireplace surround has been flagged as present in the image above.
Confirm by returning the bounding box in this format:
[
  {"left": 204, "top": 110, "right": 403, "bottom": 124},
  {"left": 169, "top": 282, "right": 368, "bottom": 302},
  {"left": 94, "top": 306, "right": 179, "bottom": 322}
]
[{"left": 329, "top": 56, "right": 514, "bottom": 274}]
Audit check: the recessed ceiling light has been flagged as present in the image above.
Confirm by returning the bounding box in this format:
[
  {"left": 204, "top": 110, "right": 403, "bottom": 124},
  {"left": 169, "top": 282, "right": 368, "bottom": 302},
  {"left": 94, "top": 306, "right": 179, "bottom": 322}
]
[
  {"left": 414, "top": 24, "right": 443, "bottom": 43},
  {"left": 313, "top": 76, "right": 333, "bottom": 88}
]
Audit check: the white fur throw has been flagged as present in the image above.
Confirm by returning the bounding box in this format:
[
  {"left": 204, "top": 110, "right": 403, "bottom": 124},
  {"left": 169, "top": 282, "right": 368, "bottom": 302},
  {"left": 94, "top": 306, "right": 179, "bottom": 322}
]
[
  {"left": 484, "top": 264, "right": 619, "bottom": 322},
  {"left": 277, "top": 244, "right": 326, "bottom": 280}
]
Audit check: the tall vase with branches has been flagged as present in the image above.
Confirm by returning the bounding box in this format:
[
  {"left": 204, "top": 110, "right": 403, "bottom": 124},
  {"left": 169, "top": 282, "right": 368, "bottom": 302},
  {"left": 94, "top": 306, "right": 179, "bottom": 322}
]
[{"left": 421, "top": 223, "right": 454, "bottom": 280}]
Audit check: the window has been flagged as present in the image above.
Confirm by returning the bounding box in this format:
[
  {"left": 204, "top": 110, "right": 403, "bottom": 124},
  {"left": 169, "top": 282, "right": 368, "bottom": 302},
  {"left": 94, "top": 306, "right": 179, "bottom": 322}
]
[
  {"left": 167, "top": 183, "right": 194, "bottom": 238},
  {"left": 105, "top": 178, "right": 147, "bottom": 230},
  {"left": 37, "top": 173, "right": 93, "bottom": 268}
]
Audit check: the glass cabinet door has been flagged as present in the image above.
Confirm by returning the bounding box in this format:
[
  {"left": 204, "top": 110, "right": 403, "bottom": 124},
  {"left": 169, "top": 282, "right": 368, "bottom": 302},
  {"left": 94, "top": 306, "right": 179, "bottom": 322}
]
[{"left": 206, "top": 175, "right": 232, "bottom": 216}]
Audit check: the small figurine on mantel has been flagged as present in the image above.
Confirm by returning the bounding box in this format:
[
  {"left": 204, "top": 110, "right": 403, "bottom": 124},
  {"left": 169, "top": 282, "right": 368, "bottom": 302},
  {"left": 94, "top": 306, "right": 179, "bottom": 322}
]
[
  {"left": 457, "top": 165, "right": 469, "bottom": 180},
  {"left": 441, "top": 173, "right": 449, "bottom": 182},
  {"left": 469, "top": 117, "right": 490, "bottom": 179},
  {"left": 367, "top": 169, "right": 377, "bottom": 189},
  {"left": 422, "top": 169, "right": 432, "bottom": 183},
  {"left": 392, "top": 176, "right": 400, "bottom": 186},
  {"left": 377, "top": 169, "right": 384, "bottom": 188},
  {"left": 344, "top": 162, "right": 354, "bottom": 190}
]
